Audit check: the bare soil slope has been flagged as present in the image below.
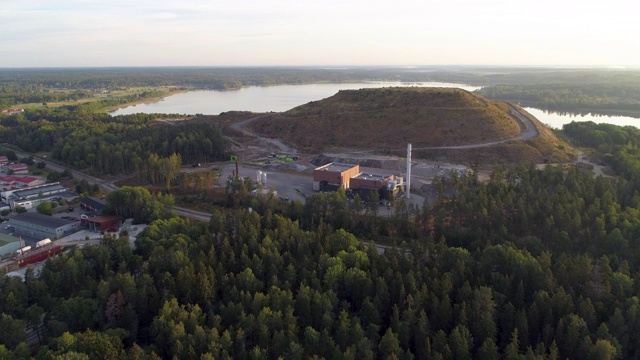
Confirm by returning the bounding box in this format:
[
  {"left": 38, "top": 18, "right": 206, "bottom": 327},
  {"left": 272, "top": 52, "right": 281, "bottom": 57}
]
[
  {"left": 249, "top": 87, "right": 572, "bottom": 164},
  {"left": 252, "top": 87, "right": 517, "bottom": 149}
]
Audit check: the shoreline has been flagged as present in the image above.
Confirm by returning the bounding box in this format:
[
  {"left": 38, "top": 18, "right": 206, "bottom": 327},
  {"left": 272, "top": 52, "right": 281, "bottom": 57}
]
[{"left": 102, "top": 88, "right": 189, "bottom": 114}]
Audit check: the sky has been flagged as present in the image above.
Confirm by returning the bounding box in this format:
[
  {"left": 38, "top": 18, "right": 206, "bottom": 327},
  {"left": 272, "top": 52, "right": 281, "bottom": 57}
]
[{"left": 0, "top": 0, "right": 637, "bottom": 67}]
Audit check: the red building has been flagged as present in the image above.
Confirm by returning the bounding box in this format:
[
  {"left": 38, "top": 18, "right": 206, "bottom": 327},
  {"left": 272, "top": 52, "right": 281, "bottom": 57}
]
[
  {"left": 312, "top": 163, "right": 360, "bottom": 191},
  {"left": 8, "top": 163, "right": 29, "bottom": 175},
  {"left": 84, "top": 215, "right": 121, "bottom": 232}
]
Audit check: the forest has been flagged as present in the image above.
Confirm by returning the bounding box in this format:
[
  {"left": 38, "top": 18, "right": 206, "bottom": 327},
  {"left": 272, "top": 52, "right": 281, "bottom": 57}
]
[
  {"left": 2, "top": 69, "right": 640, "bottom": 358},
  {"left": 1, "top": 121, "right": 640, "bottom": 358},
  {"left": 563, "top": 121, "right": 640, "bottom": 182},
  {"left": 0, "top": 107, "right": 230, "bottom": 175},
  {"left": 478, "top": 84, "right": 640, "bottom": 116}
]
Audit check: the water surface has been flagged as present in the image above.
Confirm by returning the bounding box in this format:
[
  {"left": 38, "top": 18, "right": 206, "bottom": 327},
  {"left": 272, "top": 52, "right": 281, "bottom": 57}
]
[
  {"left": 523, "top": 107, "right": 640, "bottom": 129},
  {"left": 109, "top": 82, "right": 640, "bottom": 130},
  {"left": 110, "top": 82, "right": 482, "bottom": 116}
]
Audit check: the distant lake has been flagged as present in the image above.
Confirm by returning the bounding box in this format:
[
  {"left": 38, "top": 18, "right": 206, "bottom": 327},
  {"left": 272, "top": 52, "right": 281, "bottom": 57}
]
[
  {"left": 109, "top": 82, "right": 483, "bottom": 116},
  {"left": 524, "top": 107, "right": 640, "bottom": 129}
]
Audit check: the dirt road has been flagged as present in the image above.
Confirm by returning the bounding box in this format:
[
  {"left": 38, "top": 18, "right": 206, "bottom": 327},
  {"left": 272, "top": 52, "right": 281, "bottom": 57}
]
[
  {"left": 412, "top": 105, "right": 539, "bottom": 150},
  {"left": 230, "top": 115, "right": 297, "bottom": 154},
  {"left": 231, "top": 105, "right": 539, "bottom": 155}
]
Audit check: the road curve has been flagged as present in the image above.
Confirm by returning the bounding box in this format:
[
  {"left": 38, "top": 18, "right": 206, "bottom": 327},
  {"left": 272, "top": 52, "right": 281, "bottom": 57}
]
[
  {"left": 231, "top": 106, "right": 540, "bottom": 154},
  {"left": 412, "top": 105, "right": 539, "bottom": 150},
  {"left": 229, "top": 115, "right": 297, "bottom": 154}
]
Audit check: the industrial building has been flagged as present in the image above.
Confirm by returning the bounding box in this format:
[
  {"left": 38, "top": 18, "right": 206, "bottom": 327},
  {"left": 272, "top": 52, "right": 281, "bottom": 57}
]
[
  {"left": 7, "top": 163, "right": 29, "bottom": 175},
  {"left": 0, "top": 175, "right": 45, "bottom": 191},
  {"left": 350, "top": 172, "right": 401, "bottom": 200},
  {"left": 84, "top": 215, "right": 121, "bottom": 232},
  {"left": 6, "top": 182, "right": 75, "bottom": 210},
  {"left": 312, "top": 163, "right": 361, "bottom": 191},
  {"left": 8, "top": 212, "right": 79, "bottom": 240},
  {"left": 313, "top": 162, "right": 404, "bottom": 200},
  {"left": 80, "top": 197, "right": 106, "bottom": 215}
]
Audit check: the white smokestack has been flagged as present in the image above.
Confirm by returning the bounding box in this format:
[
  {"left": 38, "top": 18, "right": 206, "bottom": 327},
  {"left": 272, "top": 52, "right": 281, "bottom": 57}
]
[{"left": 406, "top": 143, "right": 412, "bottom": 199}]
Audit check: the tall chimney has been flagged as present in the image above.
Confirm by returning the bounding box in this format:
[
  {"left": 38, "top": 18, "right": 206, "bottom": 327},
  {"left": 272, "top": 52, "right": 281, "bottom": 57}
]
[{"left": 406, "top": 143, "right": 411, "bottom": 199}]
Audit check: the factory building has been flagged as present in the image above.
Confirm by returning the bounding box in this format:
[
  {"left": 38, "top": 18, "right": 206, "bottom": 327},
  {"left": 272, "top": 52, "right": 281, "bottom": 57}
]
[
  {"left": 312, "top": 163, "right": 361, "bottom": 191},
  {"left": 8, "top": 212, "right": 79, "bottom": 240},
  {"left": 313, "top": 162, "right": 403, "bottom": 200}
]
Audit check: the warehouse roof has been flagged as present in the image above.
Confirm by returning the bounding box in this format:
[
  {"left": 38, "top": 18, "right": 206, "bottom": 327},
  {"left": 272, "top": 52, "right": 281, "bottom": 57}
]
[
  {"left": 80, "top": 197, "right": 106, "bottom": 211},
  {"left": 11, "top": 212, "right": 73, "bottom": 229},
  {"left": 13, "top": 183, "right": 66, "bottom": 198}
]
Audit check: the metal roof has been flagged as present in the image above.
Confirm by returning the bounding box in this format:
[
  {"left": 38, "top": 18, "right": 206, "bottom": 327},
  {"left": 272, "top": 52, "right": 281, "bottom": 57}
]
[
  {"left": 80, "top": 197, "right": 106, "bottom": 210},
  {"left": 0, "top": 233, "right": 19, "bottom": 246},
  {"left": 315, "top": 162, "right": 358, "bottom": 173},
  {"left": 13, "top": 183, "right": 66, "bottom": 198},
  {"left": 11, "top": 212, "right": 73, "bottom": 229},
  {"left": 354, "top": 172, "right": 392, "bottom": 180}
]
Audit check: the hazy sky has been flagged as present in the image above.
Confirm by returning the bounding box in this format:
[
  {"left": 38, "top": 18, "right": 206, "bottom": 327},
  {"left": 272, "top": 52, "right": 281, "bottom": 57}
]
[{"left": 1, "top": 0, "right": 636, "bottom": 67}]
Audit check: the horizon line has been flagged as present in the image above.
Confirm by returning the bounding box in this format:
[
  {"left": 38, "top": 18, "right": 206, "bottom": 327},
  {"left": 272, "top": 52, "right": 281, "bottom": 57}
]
[{"left": 0, "top": 64, "right": 638, "bottom": 70}]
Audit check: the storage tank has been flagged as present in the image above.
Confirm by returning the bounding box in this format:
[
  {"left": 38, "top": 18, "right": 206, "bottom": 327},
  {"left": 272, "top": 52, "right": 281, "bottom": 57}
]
[
  {"left": 36, "top": 238, "right": 52, "bottom": 248},
  {"left": 15, "top": 245, "right": 31, "bottom": 255},
  {"left": 256, "top": 170, "right": 262, "bottom": 184},
  {"left": 261, "top": 172, "right": 267, "bottom": 186}
]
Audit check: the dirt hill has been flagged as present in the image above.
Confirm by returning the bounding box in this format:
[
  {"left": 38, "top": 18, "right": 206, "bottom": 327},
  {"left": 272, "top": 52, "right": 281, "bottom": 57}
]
[{"left": 249, "top": 87, "right": 572, "bottom": 164}]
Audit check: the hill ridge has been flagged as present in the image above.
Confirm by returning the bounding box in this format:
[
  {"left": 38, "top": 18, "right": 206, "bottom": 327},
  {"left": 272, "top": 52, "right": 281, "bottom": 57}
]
[{"left": 249, "top": 87, "right": 572, "bottom": 163}]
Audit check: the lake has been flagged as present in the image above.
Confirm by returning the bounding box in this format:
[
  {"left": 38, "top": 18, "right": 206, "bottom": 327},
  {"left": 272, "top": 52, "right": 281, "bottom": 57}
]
[
  {"left": 110, "top": 82, "right": 640, "bottom": 129},
  {"left": 524, "top": 107, "right": 640, "bottom": 129},
  {"left": 109, "top": 82, "right": 482, "bottom": 116}
]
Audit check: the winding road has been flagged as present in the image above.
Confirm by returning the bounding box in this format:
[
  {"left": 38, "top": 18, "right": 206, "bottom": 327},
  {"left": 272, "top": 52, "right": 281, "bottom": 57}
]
[
  {"left": 412, "top": 105, "right": 539, "bottom": 150},
  {"left": 230, "top": 115, "right": 297, "bottom": 154},
  {"left": 230, "top": 105, "right": 540, "bottom": 153}
]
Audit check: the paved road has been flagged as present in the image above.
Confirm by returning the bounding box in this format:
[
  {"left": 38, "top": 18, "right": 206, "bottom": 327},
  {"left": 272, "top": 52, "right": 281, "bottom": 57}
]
[
  {"left": 11, "top": 150, "right": 119, "bottom": 192},
  {"left": 173, "top": 206, "right": 213, "bottom": 222}
]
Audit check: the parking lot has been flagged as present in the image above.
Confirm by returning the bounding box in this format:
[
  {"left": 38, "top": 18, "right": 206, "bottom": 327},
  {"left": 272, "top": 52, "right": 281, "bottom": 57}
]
[{"left": 217, "top": 163, "right": 314, "bottom": 203}]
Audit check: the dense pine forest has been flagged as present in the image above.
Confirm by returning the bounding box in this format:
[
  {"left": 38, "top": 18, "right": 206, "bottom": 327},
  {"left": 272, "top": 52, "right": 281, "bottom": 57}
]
[
  {"left": 2, "top": 68, "right": 640, "bottom": 358},
  {"left": 0, "top": 107, "right": 230, "bottom": 175},
  {"left": 1, "top": 121, "right": 640, "bottom": 358}
]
